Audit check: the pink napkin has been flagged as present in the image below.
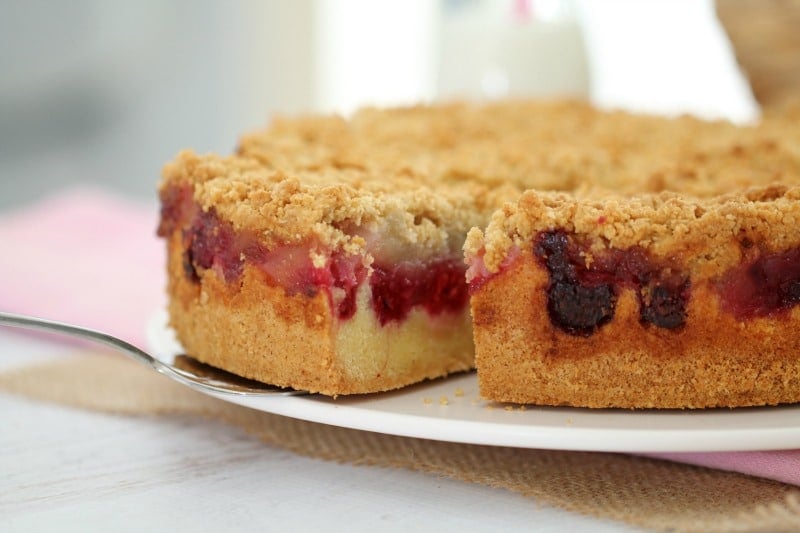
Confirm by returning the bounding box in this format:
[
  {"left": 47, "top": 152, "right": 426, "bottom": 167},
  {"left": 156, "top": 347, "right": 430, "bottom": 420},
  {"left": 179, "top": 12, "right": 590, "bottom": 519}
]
[
  {"left": 0, "top": 187, "right": 165, "bottom": 346},
  {"left": 648, "top": 451, "right": 800, "bottom": 487},
  {"left": 0, "top": 188, "right": 798, "bottom": 486}
]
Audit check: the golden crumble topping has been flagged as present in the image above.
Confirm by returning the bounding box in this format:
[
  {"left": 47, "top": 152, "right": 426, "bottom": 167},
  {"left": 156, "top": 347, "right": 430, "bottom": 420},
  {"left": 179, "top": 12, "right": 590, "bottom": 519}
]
[
  {"left": 161, "top": 99, "right": 800, "bottom": 265},
  {"left": 160, "top": 150, "right": 503, "bottom": 260},
  {"left": 467, "top": 185, "right": 800, "bottom": 278},
  {"left": 238, "top": 99, "right": 800, "bottom": 196}
]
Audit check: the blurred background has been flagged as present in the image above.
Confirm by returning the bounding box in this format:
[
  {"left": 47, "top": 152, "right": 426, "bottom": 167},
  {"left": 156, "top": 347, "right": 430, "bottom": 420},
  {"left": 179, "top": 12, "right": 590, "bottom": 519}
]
[{"left": 0, "top": 0, "right": 792, "bottom": 209}]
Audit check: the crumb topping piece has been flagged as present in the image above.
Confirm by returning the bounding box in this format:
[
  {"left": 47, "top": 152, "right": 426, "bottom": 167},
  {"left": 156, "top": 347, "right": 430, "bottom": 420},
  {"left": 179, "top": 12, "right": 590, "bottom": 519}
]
[
  {"left": 468, "top": 185, "right": 800, "bottom": 278},
  {"left": 160, "top": 150, "right": 502, "bottom": 260}
]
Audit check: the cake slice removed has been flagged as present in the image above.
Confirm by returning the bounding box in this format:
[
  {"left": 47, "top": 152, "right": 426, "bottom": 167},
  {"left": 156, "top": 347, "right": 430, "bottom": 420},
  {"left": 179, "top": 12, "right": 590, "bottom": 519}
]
[
  {"left": 465, "top": 186, "right": 800, "bottom": 408},
  {"left": 157, "top": 151, "right": 506, "bottom": 395}
]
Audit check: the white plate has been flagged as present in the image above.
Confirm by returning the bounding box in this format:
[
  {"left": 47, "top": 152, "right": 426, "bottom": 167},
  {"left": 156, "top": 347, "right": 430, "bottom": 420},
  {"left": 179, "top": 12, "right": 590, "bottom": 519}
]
[{"left": 147, "top": 312, "right": 800, "bottom": 453}]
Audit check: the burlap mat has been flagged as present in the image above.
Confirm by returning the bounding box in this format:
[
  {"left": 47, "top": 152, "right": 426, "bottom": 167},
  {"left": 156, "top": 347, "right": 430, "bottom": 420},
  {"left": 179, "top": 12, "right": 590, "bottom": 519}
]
[
  {"left": 2, "top": 354, "right": 799, "bottom": 532},
  {"left": 717, "top": 0, "right": 800, "bottom": 109}
]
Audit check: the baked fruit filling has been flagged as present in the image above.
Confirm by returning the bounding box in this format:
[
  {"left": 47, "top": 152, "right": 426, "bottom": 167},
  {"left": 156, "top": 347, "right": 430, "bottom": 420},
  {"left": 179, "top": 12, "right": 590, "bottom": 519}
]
[
  {"left": 468, "top": 230, "right": 800, "bottom": 336},
  {"left": 532, "top": 230, "right": 690, "bottom": 334},
  {"left": 718, "top": 246, "right": 800, "bottom": 319},
  {"left": 158, "top": 184, "right": 469, "bottom": 327}
]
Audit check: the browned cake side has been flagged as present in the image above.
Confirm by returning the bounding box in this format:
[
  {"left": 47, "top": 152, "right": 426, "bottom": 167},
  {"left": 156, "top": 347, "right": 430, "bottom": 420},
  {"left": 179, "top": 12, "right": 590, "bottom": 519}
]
[{"left": 165, "top": 233, "right": 338, "bottom": 394}]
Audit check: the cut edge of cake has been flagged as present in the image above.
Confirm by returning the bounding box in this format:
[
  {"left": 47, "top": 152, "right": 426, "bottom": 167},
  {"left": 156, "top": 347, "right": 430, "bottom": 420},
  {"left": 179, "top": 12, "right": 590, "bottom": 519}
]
[
  {"left": 158, "top": 150, "right": 488, "bottom": 395},
  {"left": 465, "top": 185, "right": 800, "bottom": 408}
]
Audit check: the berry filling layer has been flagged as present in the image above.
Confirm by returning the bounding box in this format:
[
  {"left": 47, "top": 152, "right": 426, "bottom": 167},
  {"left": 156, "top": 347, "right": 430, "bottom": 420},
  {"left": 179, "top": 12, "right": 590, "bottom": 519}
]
[
  {"left": 533, "top": 230, "right": 689, "bottom": 336},
  {"left": 718, "top": 246, "right": 800, "bottom": 319},
  {"left": 468, "top": 229, "right": 800, "bottom": 336},
  {"left": 158, "top": 185, "right": 468, "bottom": 325}
]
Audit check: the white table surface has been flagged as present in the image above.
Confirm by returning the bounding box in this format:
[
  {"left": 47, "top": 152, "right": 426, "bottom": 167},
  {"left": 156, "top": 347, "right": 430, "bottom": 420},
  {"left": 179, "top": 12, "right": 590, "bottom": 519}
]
[{"left": 0, "top": 329, "right": 640, "bottom": 532}]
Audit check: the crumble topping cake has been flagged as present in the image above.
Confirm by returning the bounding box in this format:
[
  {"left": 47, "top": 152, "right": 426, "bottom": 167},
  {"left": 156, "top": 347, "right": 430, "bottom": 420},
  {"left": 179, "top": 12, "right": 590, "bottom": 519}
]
[
  {"left": 465, "top": 185, "right": 800, "bottom": 408},
  {"left": 157, "top": 152, "right": 503, "bottom": 395},
  {"left": 158, "top": 99, "right": 800, "bottom": 403}
]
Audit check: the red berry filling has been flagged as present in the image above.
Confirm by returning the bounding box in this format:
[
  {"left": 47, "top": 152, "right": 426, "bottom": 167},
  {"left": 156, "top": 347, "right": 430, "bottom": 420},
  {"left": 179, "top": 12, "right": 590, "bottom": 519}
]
[
  {"left": 533, "top": 230, "right": 689, "bottom": 336},
  {"left": 370, "top": 259, "right": 469, "bottom": 325},
  {"left": 534, "top": 231, "right": 616, "bottom": 335},
  {"left": 471, "top": 229, "right": 800, "bottom": 332},
  {"left": 178, "top": 207, "right": 366, "bottom": 319},
  {"left": 157, "top": 183, "right": 195, "bottom": 238},
  {"left": 158, "top": 186, "right": 468, "bottom": 324},
  {"left": 718, "top": 246, "right": 800, "bottom": 319},
  {"left": 186, "top": 209, "right": 242, "bottom": 282}
]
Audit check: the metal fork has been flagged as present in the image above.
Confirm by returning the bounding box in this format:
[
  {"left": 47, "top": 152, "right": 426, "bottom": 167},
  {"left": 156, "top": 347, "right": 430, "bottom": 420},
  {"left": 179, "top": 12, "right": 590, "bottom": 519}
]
[{"left": 0, "top": 311, "right": 306, "bottom": 397}]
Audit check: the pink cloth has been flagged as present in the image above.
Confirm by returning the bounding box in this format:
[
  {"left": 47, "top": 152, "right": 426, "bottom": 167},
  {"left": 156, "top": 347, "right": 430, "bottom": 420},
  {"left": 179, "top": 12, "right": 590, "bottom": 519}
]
[
  {"left": 648, "top": 451, "right": 800, "bottom": 487},
  {"left": 0, "top": 188, "right": 798, "bottom": 486},
  {"left": 0, "top": 187, "right": 165, "bottom": 346}
]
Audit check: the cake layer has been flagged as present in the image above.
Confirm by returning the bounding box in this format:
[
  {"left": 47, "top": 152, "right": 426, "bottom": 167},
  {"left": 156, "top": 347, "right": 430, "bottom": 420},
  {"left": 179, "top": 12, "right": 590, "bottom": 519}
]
[{"left": 465, "top": 186, "right": 800, "bottom": 408}]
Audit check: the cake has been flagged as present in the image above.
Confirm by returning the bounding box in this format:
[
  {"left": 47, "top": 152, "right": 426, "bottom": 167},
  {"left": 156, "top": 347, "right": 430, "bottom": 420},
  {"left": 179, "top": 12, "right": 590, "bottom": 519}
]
[
  {"left": 465, "top": 186, "right": 800, "bottom": 408},
  {"left": 157, "top": 99, "right": 800, "bottom": 404},
  {"left": 157, "top": 151, "right": 501, "bottom": 395}
]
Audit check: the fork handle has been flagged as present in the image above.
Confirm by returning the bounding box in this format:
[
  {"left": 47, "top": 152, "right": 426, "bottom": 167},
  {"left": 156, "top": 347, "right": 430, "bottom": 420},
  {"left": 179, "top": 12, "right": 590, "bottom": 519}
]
[{"left": 0, "top": 311, "right": 160, "bottom": 370}]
